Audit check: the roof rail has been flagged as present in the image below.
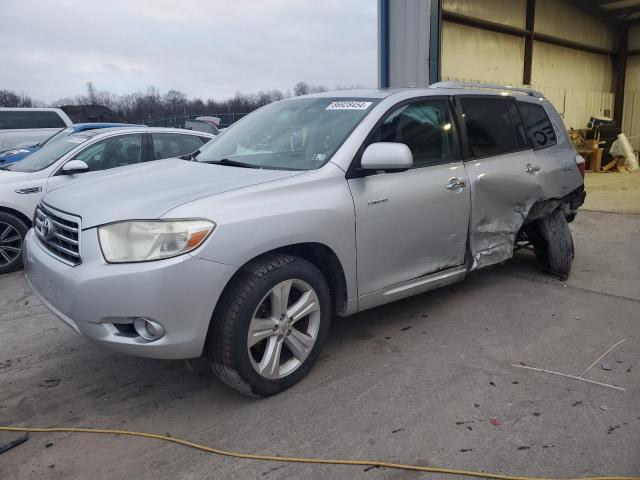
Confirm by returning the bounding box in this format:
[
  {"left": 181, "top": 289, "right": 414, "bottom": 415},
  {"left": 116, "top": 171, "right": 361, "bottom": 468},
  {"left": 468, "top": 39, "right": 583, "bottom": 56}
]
[{"left": 430, "top": 81, "right": 545, "bottom": 99}]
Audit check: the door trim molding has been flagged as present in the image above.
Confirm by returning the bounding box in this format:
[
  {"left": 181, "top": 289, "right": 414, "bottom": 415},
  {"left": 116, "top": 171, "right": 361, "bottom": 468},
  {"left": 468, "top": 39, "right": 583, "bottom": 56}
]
[{"left": 357, "top": 265, "right": 467, "bottom": 313}]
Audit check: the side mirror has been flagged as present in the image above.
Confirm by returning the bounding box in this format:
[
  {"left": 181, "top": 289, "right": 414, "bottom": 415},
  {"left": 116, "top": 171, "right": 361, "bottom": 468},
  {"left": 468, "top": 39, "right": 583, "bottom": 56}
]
[
  {"left": 62, "top": 160, "right": 90, "bottom": 175},
  {"left": 361, "top": 142, "right": 413, "bottom": 171}
]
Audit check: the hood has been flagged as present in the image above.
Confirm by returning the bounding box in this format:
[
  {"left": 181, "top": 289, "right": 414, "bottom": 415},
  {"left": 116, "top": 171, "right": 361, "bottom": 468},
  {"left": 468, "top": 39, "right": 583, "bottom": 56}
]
[
  {"left": 0, "top": 169, "right": 33, "bottom": 184},
  {"left": 43, "top": 158, "right": 303, "bottom": 228}
]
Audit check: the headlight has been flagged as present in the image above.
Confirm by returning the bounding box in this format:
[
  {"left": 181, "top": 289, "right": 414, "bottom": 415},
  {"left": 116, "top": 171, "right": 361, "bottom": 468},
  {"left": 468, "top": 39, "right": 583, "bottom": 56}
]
[
  {"left": 0, "top": 149, "right": 29, "bottom": 157},
  {"left": 98, "top": 220, "right": 215, "bottom": 263}
]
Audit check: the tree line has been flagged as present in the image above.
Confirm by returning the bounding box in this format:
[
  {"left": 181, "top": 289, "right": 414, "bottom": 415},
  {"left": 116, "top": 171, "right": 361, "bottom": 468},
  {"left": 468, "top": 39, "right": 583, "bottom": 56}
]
[{"left": 0, "top": 81, "right": 357, "bottom": 123}]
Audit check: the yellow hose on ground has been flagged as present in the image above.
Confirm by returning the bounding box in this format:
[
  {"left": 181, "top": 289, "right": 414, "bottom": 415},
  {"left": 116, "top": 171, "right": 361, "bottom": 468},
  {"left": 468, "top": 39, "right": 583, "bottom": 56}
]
[{"left": 1, "top": 426, "right": 638, "bottom": 480}]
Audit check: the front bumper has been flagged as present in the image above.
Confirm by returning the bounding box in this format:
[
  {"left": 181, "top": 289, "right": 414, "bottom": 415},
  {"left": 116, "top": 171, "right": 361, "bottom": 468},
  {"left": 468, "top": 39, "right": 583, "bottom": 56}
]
[{"left": 24, "top": 228, "right": 237, "bottom": 359}]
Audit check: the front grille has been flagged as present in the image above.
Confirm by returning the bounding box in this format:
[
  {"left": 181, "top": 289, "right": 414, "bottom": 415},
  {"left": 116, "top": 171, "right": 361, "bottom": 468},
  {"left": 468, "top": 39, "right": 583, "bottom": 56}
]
[{"left": 34, "top": 203, "right": 81, "bottom": 266}]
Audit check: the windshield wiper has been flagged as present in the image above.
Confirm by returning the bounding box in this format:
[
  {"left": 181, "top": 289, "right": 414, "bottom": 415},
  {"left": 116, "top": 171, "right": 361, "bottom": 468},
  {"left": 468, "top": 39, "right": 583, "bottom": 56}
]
[
  {"left": 180, "top": 149, "right": 201, "bottom": 161},
  {"left": 200, "top": 158, "right": 260, "bottom": 169}
]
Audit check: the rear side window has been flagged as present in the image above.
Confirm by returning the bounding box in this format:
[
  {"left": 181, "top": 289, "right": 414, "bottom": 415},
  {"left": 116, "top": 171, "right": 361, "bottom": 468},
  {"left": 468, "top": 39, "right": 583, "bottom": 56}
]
[
  {"left": 368, "top": 99, "right": 456, "bottom": 168},
  {"left": 151, "top": 133, "right": 203, "bottom": 160},
  {"left": 459, "top": 98, "right": 526, "bottom": 158},
  {"left": 518, "top": 102, "right": 557, "bottom": 150},
  {"left": 0, "top": 111, "right": 66, "bottom": 129}
]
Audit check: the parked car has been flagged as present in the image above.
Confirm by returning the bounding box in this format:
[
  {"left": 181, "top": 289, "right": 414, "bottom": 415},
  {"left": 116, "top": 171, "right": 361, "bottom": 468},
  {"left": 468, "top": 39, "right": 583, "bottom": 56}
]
[
  {"left": 0, "top": 123, "right": 144, "bottom": 165},
  {"left": 24, "top": 84, "right": 585, "bottom": 397},
  {"left": 0, "top": 127, "right": 215, "bottom": 273},
  {"left": 0, "top": 108, "right": 73, "bottom": 151},
  {"left": 185, "top": 116, "right": 220, "bottom": 135}
]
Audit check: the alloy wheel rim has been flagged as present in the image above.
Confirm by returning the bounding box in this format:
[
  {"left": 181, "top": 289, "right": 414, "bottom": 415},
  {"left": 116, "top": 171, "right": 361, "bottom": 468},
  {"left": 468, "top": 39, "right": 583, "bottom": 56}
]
[
  {"left": 0, "top": 222, "right": 22, "bottom": 267},
  {"left": 247, "top": 279, "right": 321, "bottom": 380}
]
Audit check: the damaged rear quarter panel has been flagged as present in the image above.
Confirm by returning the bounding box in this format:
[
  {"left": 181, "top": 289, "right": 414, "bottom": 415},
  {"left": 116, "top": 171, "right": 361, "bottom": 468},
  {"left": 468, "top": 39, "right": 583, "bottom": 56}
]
[
  {"left": 465, "top": 99, "right": 583, "bottom": 270},
  {"left": 465, "top": 149, "right": 546, "bottom": 269}
]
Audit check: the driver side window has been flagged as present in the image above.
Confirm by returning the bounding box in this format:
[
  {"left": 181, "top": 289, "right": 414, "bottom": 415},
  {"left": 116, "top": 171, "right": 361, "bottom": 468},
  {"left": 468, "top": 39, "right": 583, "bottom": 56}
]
[
  {"left": 75, "top": 134, "right": 143, "bottom": 172},
  {"left": 368, "top": 99, "right": 456, "bottom": 168}
]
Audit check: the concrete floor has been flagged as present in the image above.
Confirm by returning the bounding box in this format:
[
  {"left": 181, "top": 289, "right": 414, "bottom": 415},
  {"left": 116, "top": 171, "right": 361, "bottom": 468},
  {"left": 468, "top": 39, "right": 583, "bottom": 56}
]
[
  {"left": 1, "top": 210, "right": 639, "bottom": 479},
  {"left": 584, "top": 171, "right": 640, "bottom": 215}
]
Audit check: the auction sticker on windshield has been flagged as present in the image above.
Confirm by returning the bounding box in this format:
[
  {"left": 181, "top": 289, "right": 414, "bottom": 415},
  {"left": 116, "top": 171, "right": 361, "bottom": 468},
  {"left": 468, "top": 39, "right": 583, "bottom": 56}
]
[{"left": 326, "top": 101, "right": 372, "bottom": 110}]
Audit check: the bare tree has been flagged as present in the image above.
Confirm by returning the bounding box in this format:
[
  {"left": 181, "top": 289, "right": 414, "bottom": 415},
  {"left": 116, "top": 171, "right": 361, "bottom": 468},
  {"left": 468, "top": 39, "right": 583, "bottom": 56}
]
[
  {"left": 293, "top": 81, "right": 311, "bottom": 96},
  {"left": 164, "top": 89, "right": 187, "bottom": 115},
  {"left": 0, "top": 90, "right": 36, "bottom": 107},
  {"left": 12, "top": 80, "right": 326, "bottom": 123},
  {"left": 86, "top": 81, "right": 98, "bottom": 104}
]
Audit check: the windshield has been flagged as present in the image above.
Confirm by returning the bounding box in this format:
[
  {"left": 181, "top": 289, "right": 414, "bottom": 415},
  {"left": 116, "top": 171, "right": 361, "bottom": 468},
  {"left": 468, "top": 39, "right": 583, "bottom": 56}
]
[
  {"left": 41, "top": 127, "right": 73, "bottom": 146},
  {"left": 196, "top": 97, "right": 380, "bottom": 170},
  {"left": 7, "top": 135, "right": 89, "bottom": 172}
]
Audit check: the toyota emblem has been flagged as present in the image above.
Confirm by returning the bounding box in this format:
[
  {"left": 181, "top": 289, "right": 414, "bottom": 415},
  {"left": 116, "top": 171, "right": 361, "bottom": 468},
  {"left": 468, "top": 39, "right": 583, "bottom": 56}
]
[{"left": 42, "top": 217, "right": 55, "bottom": 240}]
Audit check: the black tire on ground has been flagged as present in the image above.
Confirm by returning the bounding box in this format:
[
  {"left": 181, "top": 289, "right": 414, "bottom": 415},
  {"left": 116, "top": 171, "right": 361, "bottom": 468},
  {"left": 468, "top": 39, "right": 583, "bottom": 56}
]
[
  {"left": 206, "top": 254, "right": 331, "bottom": 397},
  {"left": 526, "top": 208, "right": 574, "bottom": 279},
  {"left": 0, "top": 212, "right": 28, "bottom": 274}
]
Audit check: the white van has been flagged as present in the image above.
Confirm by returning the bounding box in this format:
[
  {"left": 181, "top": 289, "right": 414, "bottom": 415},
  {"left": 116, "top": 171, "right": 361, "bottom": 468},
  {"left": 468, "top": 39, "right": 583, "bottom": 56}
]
[{"left": 0, "top": 108, "right": 73, "bottom": 151}]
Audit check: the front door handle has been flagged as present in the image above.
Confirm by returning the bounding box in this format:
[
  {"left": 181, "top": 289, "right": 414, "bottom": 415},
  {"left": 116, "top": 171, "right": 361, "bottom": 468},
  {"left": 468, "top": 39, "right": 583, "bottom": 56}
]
[
  {"left": 446, "top": 177, "right": 467, "bottom": 190},
  {"left": 525, "top": 164, "right": 541, "bottom": 174}
]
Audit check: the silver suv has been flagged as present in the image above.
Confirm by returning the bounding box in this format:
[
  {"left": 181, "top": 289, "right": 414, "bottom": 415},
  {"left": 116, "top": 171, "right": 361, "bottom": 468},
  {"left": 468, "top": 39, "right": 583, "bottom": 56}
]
[{"left": 24, "top": 83, "right": 585, "bottom": 397}]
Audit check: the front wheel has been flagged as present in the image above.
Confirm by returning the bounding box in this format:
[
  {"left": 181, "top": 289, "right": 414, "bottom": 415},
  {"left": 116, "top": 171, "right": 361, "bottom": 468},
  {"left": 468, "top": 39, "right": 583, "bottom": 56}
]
[
  {"left": 0, "top": 212, "right": 28, "bottom": 274},
  {"left": 207, "top": 254, "right": 331, "bottom": 397}
]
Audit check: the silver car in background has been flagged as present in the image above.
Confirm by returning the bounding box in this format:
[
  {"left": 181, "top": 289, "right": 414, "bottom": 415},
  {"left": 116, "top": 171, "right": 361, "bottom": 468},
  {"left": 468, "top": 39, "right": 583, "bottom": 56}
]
[
  {"left": 0, "top": 127, "right": 215, "bottom": 273},
  {"left": 24, "top": 83, "right": 585, "bottom": 397}
]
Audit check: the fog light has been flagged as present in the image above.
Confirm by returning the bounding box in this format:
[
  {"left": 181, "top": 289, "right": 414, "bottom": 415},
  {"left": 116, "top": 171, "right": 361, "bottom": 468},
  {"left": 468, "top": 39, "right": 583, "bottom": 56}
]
[{"left": 133, "top": 318, "right": 165, "bottom": 341}]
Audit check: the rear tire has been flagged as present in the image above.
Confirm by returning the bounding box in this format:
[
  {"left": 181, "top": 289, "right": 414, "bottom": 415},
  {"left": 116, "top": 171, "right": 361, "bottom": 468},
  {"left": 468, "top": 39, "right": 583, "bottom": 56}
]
[
  {"left": 0, "top": 212, "right": 28, "bottom": 274},
  {"left": 527, "top": 209, "right": 574, "bottom": 279},
  {"left": 207, "top": 254, "right": 331, "bottom": 397}
]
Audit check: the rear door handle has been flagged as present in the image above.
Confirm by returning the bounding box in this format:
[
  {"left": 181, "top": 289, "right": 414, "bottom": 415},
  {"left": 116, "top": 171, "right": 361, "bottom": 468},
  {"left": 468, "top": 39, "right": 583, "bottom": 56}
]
[
  {"left": 525, "top": 164, "right": 541, "bottom": 174},
  {"left": 446, "top": 177, "right": 467, "bottom": 190}
]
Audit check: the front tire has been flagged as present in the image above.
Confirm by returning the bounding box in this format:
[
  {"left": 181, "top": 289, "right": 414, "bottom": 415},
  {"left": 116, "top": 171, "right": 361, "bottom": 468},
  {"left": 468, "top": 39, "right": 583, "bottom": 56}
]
[
  {"left": 207, "top": 254, "right": 331, "bottom": 397},
  {"left": 0, "top": 212, "right": 28, "bottom": 274}
]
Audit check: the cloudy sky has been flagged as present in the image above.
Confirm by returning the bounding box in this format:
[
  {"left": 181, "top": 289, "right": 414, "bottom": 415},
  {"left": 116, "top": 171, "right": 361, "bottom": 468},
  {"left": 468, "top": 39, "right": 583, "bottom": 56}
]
[{"left": 1, "top": 0, "right": 378, "bottom": 103}]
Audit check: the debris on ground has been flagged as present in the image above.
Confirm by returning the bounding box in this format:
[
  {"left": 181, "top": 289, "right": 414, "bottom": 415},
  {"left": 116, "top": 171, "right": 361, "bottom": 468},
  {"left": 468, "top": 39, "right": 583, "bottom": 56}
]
[
  {"left": 39, "top": 379, "right": 61, "bottom": 388},
  {"left": 512, "top": 338, "right": 627, "bottom": 392},
  {"left": 0, "top": 433, "right": 29, "bottom": 455},
  {"left": 490, "top": 418, "right": 500, "bottom": 426},
  {"left": 607, "top": 425, "right": 621, "bottom": 434},
  {"left": 601, "top": 363, "right": 611, "bottom": 371}
]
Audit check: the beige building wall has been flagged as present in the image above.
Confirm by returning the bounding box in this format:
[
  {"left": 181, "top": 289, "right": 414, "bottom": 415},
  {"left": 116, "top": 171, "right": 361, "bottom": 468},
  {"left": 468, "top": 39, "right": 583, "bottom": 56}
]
[
  {"left": 623, "top": 25, "right": 640, "bottom": 150},
  {"left": 441, "top": 0, "right": 618, "bottom": 130}
]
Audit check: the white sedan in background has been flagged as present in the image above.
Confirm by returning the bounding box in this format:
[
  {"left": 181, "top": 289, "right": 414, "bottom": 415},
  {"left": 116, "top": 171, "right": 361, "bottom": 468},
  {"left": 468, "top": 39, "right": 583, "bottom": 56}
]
[{"left": 0, "top": 127, "right": 215, "bottom": 273}]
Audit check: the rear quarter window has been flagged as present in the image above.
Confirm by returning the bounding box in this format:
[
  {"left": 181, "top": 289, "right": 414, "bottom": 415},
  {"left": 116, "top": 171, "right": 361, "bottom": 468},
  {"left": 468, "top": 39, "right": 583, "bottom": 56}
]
[
  {"left": 0, "top": 111, "right": 67, "bottom": 129},
  {"left": 151, "top": 133, "right": 204, "bottom": 160},
  {"left": 459, "top": 97, "right": 526, "bottom": 158},
  {"left": 517, "top": 102, "right": 557, "bottom": 150}
]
